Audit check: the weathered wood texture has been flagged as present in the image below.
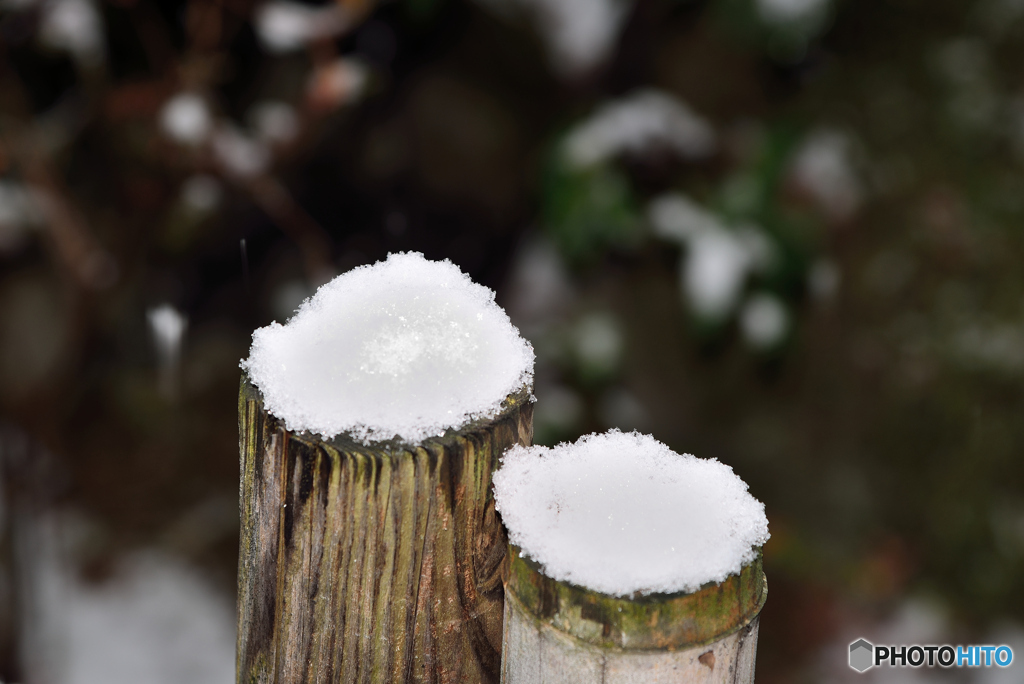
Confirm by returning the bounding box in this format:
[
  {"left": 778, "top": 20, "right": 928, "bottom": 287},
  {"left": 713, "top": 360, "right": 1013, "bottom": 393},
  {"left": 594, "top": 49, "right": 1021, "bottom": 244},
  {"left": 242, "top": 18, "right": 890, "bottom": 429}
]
[
  {"left": 501, "top": 550, "right": 766, "bottom": 684},
  {"left": 236, "top": 377, "right": 533, "bottom": 684}
]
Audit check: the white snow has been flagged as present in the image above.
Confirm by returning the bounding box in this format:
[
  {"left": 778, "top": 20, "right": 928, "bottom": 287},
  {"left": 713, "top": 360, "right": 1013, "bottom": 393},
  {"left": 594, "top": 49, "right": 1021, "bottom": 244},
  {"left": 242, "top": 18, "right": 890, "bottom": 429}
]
[
  {"left": 739, "top": 293, "right": 788, "bottom": 349},
  {"left": 682, "top": 229, "right": 754, "bottom": 320},
  {"left": 0, "top": 181, "right": 44, "bottom": 234},
  {"left": 790, "top": 129, "right": 863, "bottom": 221},
  {"left": 148, "top": 304, "right": 187, "bottom": 398},
  {"left": 159, "top": 94, "right": 213, "bottom": 146},
  {"left": 647, "top": 192, "right": 721, "bottom": 242},
  {"left": 493, "top": 430, "right": 769, "bottom": 596},
  {"left": 242, "top": 252, "right": 535, "bottom": 443},
  {"left": 255, "top": 0, "right": 350, "bottom": 53},
  {"left": 475, "top": 0, "right": 631, "bottom": 78},
  {"left": 563, "top": 90, "right": 715, "bottom": 170},
  {"left": 648, "top": 193, "right": 776, "bottom": 321},
  {"left": 20, "top": 513, "right": 235, "bottom": 684},
  {"left": 531, "top": 0, "right": 628, "bottom": 77},
  {"left": 36, "top": 555, "right": 234, "bottom": 682},
  {"left": 59, "top": 554, "right": 234, "bottom": 684},
  {"left": 39, "top": 0, "right": 104, "bottom": 67},
  {"left": 148, "top": 304, "right": 187, "bottom": 368}
]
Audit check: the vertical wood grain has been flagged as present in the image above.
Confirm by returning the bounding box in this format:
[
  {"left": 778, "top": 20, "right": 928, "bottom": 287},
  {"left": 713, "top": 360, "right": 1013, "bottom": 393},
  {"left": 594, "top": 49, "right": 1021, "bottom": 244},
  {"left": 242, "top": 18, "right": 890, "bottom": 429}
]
[
  {"left": 237, "top": 378, "right": 533, "bottom": 684},
  {"left": 501, "top": 550, "right": 766, "bottom": 684}
]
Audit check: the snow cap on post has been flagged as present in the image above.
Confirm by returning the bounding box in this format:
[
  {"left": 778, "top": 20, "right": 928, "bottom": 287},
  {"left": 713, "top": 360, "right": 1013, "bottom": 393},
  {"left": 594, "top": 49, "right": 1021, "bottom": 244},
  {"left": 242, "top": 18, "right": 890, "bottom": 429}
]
[
  {"left": 242, "top": 252, "right": 535, "bottom": 444},
  {"left": 493, "top": 430, "right": 769, "bottom": 596}
]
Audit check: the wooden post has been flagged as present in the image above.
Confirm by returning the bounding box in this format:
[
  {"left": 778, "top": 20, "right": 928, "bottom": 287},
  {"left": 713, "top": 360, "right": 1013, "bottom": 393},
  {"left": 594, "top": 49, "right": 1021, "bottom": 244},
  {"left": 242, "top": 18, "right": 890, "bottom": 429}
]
[
  {"left": 501, "top": 548, "right": 766, "bottom": 684},
  {"left": 236, "top": 375, "right": 533, "bottom": 684}
]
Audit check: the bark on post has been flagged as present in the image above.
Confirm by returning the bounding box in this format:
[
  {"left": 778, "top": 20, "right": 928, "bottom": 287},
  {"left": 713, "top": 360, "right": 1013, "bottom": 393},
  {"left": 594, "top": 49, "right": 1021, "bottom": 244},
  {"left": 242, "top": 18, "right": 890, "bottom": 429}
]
[
  {"left": 501, "top": 548, "right": 766, "bottom": 684},
  {"left": 236, "top": 375, "right": 533, "bottom": 684}
]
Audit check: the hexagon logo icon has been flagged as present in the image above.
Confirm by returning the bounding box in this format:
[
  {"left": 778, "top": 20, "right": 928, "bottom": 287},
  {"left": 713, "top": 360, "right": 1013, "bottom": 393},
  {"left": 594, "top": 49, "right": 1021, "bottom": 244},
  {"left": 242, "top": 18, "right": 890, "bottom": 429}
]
[{"left": 849, "top": 639, "right": 874, "bottom": 672}]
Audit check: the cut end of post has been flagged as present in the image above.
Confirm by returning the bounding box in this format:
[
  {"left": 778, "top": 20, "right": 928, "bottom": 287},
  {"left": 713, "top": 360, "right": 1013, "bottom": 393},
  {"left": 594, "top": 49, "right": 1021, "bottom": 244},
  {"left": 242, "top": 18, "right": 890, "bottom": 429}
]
[
  {"left": 240, "top": 252, "right": 535, "bottom": 445},
  {"left": 505, "top": 545, "right": 766, "bottom": 651},
  {"left": 492, "top": 430, "right": 770, "bottom": 597}
]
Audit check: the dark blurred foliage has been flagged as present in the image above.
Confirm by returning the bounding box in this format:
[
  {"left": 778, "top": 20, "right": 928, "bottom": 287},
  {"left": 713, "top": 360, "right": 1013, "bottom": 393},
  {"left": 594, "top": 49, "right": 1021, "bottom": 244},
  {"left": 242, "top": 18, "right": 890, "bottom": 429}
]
[{"left": 3, "top": 0, "right": 1024, "bottom": 679}]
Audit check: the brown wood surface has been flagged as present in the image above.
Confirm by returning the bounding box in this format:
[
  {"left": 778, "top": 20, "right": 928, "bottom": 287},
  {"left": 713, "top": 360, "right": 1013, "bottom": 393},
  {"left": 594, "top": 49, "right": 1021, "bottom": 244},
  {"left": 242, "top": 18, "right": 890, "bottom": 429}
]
[
  {"left": 501, "top": 553, "right": 765, "bottom": 684},
  {"left": 236, "top": 377, "right": 533, "bottom": 684}
]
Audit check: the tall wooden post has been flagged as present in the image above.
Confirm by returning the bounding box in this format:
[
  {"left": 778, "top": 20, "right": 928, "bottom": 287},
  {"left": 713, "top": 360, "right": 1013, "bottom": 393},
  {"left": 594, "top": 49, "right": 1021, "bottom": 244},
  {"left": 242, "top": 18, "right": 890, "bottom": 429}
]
[
  {"left": 501, "top": 548, "right": 766, "bottom": 684},
  {"left": 236, "top": 376, "right": 533, "bottom": 684}
]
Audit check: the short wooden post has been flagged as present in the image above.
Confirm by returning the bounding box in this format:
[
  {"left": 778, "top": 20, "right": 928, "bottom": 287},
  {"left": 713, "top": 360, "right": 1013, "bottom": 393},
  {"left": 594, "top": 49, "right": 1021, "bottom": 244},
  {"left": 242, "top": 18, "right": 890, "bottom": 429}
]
[
  {"left": 236, "top": 376, "right": 533, "bottom": 683},
  {"left": 501, "top": 548, "right": 766, "bottom": 683}
]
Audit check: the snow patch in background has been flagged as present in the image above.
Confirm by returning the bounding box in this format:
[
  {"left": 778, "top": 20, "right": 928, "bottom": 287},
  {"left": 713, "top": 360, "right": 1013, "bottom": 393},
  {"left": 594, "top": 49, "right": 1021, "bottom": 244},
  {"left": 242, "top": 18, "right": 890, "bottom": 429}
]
[
  {"left": 811, "top": 598, "right": 954, "bottom": 684},
  {"left": 242, "top": 252, "right": 534, "bottom": 443},
  {"left": 148, "top": 304, "right": 188, "bottom": 398},
  {"left": 975, "top": 622, "right": 1024, "bottom": 684},
  {"left": 254, "top": 0, "right": 351, "bottom": 53},
  {"left": 23, "top": 514, "right": 235, "bottom": 684},
  {"left": 649, "top": 193, "right": 775, "bottom": 321},
  {"left": 475, "top": 0, "right": 632, "bottom": 77},
  {"left": 39, "top": 0, "right": 105, "bottom": 67},
  {"left": 740, "top": 293, "right": 789, "bottom": 349},
  {"left": 160, "top": 94, "right": 213, "bottom": 146},
  {"left": 57, "top": 555, "right": 234, "bottom": 684},
  {"left": 493, "top": 430, "right": 769, "bottom": 596},
  {"left": 790, "top": 129, "right": 863, "bottom": 221},
  {"left": 0, "top": 182, "right": 45, "bottom": 254},
  {"left": 563, "top": 89, "right": 715, "bottom": 169}
]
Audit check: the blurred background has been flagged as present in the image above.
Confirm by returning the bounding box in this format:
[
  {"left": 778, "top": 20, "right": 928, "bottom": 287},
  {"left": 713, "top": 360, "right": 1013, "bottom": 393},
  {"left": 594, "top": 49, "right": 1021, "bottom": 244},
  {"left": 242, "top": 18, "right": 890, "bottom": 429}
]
[{"left": 1, "top": 0, "right": 1023, "bottom": 680}]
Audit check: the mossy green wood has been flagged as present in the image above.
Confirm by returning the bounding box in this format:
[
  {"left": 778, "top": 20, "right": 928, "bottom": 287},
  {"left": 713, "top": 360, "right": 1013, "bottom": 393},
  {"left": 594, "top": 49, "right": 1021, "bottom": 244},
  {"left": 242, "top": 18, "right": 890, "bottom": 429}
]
[
  {"left": 501, "top": 548, "right": 766, "bottom": 683},
  {"left": 506, "top": 548, "right": 766, "bottom": 650},
  {"left": 237, "top": 376, "right": 533, "bottom": 684}
]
